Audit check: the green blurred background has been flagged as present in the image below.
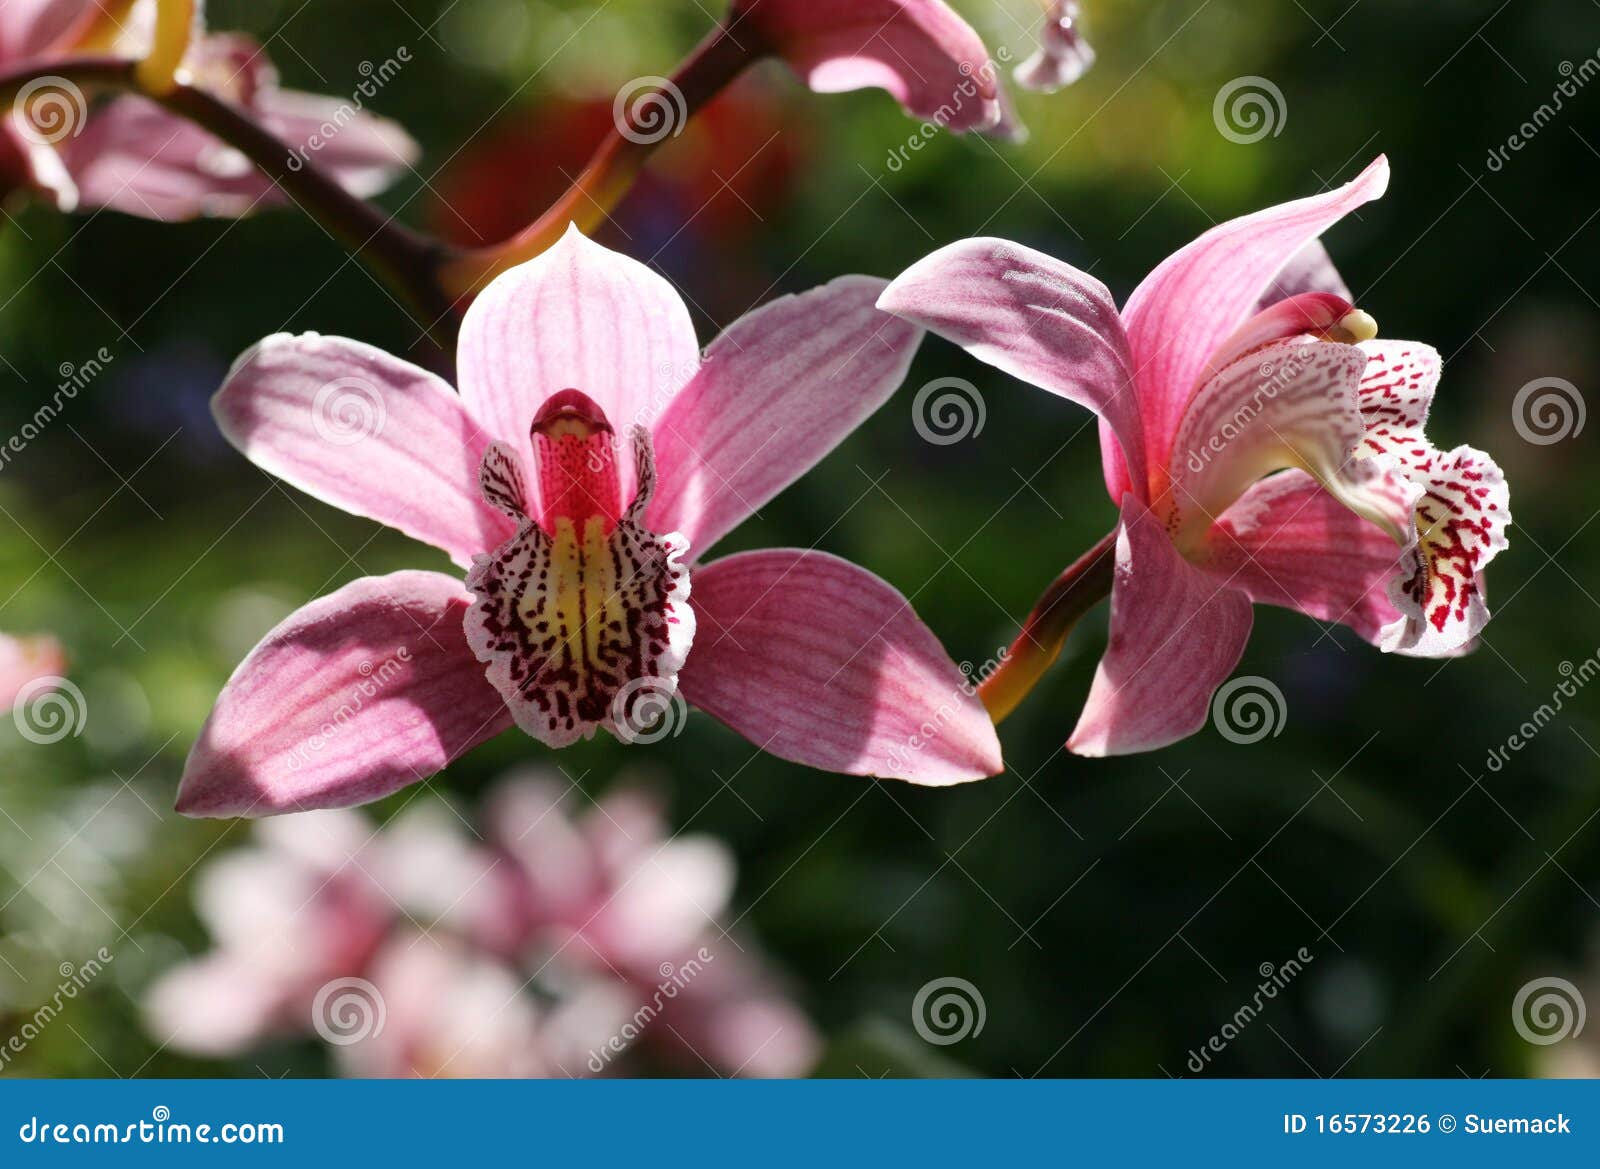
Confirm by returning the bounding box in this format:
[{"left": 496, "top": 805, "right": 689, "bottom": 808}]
[{"left": 1, "top": 0, "right": 1597, "bottom": 1076}]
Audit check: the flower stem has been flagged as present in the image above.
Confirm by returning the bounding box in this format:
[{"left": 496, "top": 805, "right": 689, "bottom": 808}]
[
  {"left": 154, "top": 83, "right": 456, "bottom": 329},
  {"left": 438, "top": 21, "right": 765, "bottom": 296},
  {"left": 0, "top": 56, "right": 457, "bottom": 336},
  {"left": 979, "top": 526, "right": 1118, "bottom": 723},
  {"left": 136, "top": 0, "right": 196, "bottom": 94}
]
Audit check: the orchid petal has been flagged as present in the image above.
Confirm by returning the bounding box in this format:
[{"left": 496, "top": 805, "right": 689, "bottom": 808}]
[
  {"left": 734, "top": 0, "right": 1003, "bottom": 133},
  {"left": 0, "top": 0, "right": 87, "bottom": 60},
  {"left": 456, "top": 224, "right": 701, "bottom": 501},
  {"left": 1204, "top": 469, "right": 1404, "bottom": 647},
  {"left": 1167, "top": 339, "right": 1418, "bottom": 550},
  {"left": 680, "top": 549, "right": 1001, "bottom": 784},
  {"left": 877, "top": 237, "right": 1147, "bottom": 499},
  {"left": 53, "top": 96, "right": 262, "bottom": 220},
  {"left": 1256, "top": 239, "right": 1353, "bottom": 309},
  {"left": 177, "top": 571, "right": 512, "bottom": 818},
  {"left": 648, "top": 275, "right": 922, "bottom": 557},
  {"left": 143, "top": 953, "right": 286, "bottom": 1057},
  {"left": 1117, "top": 157, "right": 1390, "bottom": 495},
  {"left": 213, "top": 332, "right": 514, "bottom": 568},
  {"left": 1068, "top": 498, "right": 1254, "bottom": 756},
  {"left": 1015, "top": 0, "right": 1095, "bottom": 93},
  {"left": 1351, "top": 341, "right": 1511, "bottom": 655},
  {"left": 252, "top": 86, "right": 419, "bottom": 200}
]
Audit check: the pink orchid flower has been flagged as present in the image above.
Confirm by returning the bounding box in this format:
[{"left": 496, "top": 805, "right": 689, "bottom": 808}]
[
  {"left": 1016, "top": 1, "right": 1095, "bottom": 93},
  {"left": 730, "top": 0, "right": 1012, "bottom": 136},
  {"left": 0, "top": 0, "right": 417, "bottom": 219},
  {"left": 0, "top": 630, "right": 66, "bottom": 710},
  {"left": 879, "top": 157, "right": 1511, "bottom": 755},
  {"left": 177, "top": 226, "right": 1001, "bottom": 816}
]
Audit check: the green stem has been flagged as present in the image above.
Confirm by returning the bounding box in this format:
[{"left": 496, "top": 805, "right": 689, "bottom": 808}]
[{"left": 0, "top": 56, "right": 457, "bottom": 336}]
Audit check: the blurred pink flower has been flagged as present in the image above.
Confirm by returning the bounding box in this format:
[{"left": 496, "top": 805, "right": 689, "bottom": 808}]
[
  {"left": 146, "top": 774, "right": 818, "bottom": 1077},
  {"left": 479, "top": 773, "right": 820, "bottom": 1076},
  {"left": 879, "top": 157, "right": 1512, "bottom": 755},
  {"left": 0, "top": 631, "right": 66, "bottom": 710},
  {"left": 177, "top": 226, "right": 1000, "bottom": 818},
  {"left": 0, "top": 0, "right": 417, "bottom": 219},
  {"left": 730, "top": 0, "right": 1015, "bottom": 136},
  {"left": 143, "top": 809, "right": 392, "bottom": 1056},
  {"left": 1015, "top": 1, "right": 1095, "bottom": 93}
]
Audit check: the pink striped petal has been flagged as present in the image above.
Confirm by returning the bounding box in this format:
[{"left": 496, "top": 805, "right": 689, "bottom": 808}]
[
  {"left": 56, "top": 33, "right": 417, "bottom": 221},
  {"left": 877, "top": 237, "right": 1147, "bottom": 499},
  {"left": 1068, "top": 499, "right": 1254, "bottom": 756},
  {"left": 679, "top": 549, "right": 1001, "bottom": 784},
  {"left": 1167, "top": 339, "right": 1418, "bottom": 550},
  {"left": 1115, "top": 157, "right": 1390, "bottom": 498},
  {"left": 648, "top": 275, "right": 922, "bottom": 557},
  {"left": 213, "top": 333, "right": 515, "bottom": 567},
  {"left": 254, "top": 86, "right": 419, "bottom": 200},
  {"left": 456, "top": 225, "right": 701, "bottom": 504},
  {"left": 177, "top": 571, "right": 512, "bottom": 818},
  {"left": 1204, "top": 470, "right": 1403, "bottom": 646},
  {"left": 734, "top": 0, "right": 1003, "bottom": 133}
]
